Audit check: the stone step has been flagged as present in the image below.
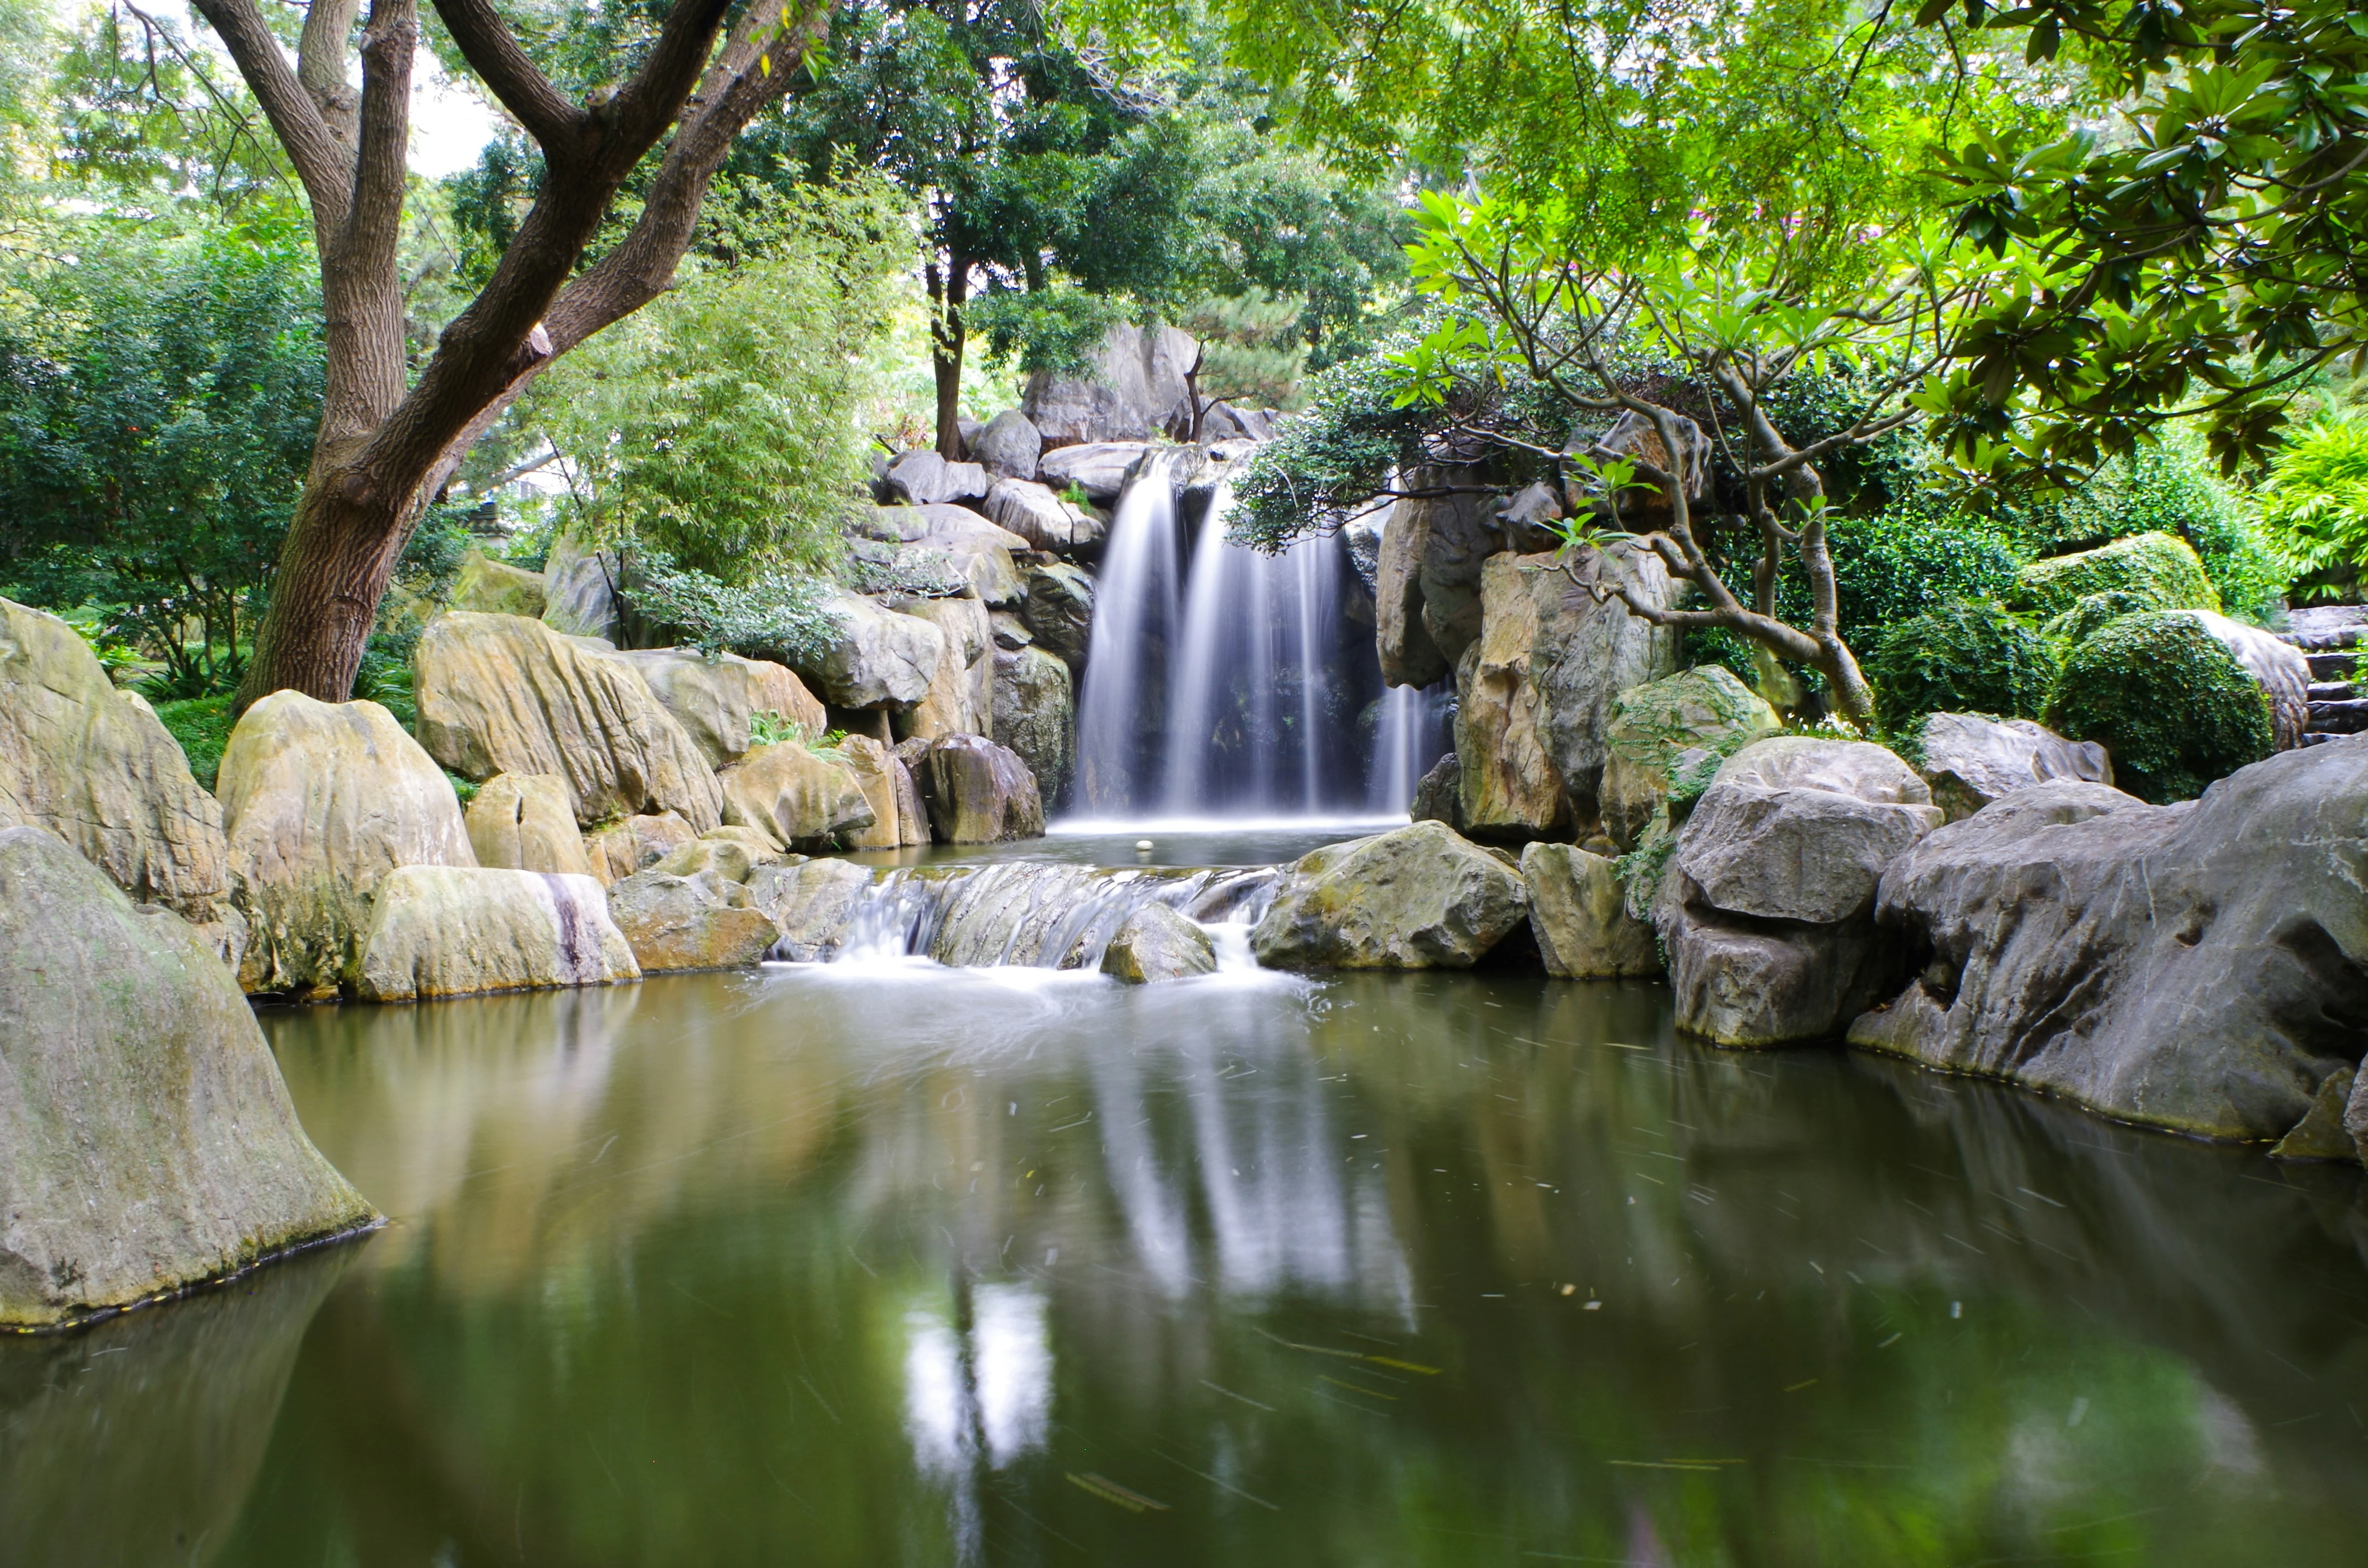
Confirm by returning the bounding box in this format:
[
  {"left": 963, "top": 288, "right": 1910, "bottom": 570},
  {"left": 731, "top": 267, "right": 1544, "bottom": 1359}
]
[
  {"left": 2310, "top": 681, "right": 2357, "bottom": 702},
  {"left": 2307, "top": 699, "right": 2368, "bottom": 735},
  {"left": 2284, "top": 626, "right": 2365, "bottom": 652},
  {"left": 2299, "top": 732, "right": 2343, "bottom": 747},
  {"left": 2307, "top": 650, "right": 2358, "bottom": 680}
]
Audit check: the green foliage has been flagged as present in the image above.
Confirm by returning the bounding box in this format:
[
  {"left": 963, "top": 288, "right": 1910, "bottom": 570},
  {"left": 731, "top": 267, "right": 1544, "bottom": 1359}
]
[
  {"left": 150, "top": 692, "right": 232, "bottom": 792},
  {"left": 748, "top": 709, "right": 810, "bottom": 748},
  {"left": 1179, "top": 288, "right": 1310, "bottom": 409},
  {"left": 2042, "top": 612, "right": 2274, "bottom": 803},
  {"left": 353, "top": 632, "right": 420, "bottom": 732},
  {"left": 526, "top": 176, "right": 909, "bottom": 584},
  {"left": 2258, "top": 415, "right": 2368, "bottom": 593},
  {"left": 619, "top": 551, "right": 838, "bottom": 668},
  {"left": 2012, "top": 532, "right": 2219, "bottom": 619},
  {"left": 1999, "top": 439, "right": 2283, "bottom": 620},
  {"left": 966, "top": 287, "right": 1130, "bottom": 379},
  {"left": 2043, "top": 590, "right": 2157, "bottom": 647},
  {"left": 845, "top": 543, "right": 969, "bottom": 600},
  {"left": 1865, "top": 601, "right": 2055, "bottom": 733}
]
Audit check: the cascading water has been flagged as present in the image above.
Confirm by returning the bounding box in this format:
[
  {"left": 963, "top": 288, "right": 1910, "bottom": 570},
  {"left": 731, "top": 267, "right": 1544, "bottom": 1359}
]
[
  {"left": 1366, "top": 681, "right": 1452, "bottom": 813},
  {"left": 1071, "top": 455, "right": 1185, "bottom": 813}
]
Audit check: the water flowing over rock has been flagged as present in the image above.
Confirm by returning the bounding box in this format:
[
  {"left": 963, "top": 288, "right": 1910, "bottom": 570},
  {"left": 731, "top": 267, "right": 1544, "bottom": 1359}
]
[
  {"left": 1019, "top": 562, "right": 1094, "bottom": 671},
  {"left": 451, "top": 549, "right": 548, "bottom": 617},
  {"left": 970, "top": 408, "right": 1043, "bottom": 479},
  {"left": 800, "top": 591, "right": 947, "bottom": 709},
  {"left": 1101, "top": 902, "right": 1219, "bottom": 983},
  {"left": 218, "top": 691, "right": 475, "bottom": 997},
  {"left": 909, "top": 733, "right": 1044, "bottom": 843},
  {"left": 1599, "top": 666, "right": 1781, "bottom": 850},
  {"left": 606, "top": 867, "right": 780, "bottom": 972},
  {"left": 803, "top": 861, "right": 1270, "bottom": 970},
  {"left": 1658, "top": 738, "right": 1943, "bottom": 1046},
  {"left": 616, "top": 649, "right": 827, "bottom": 767},
  {"left": 716, "top": 742, "right": 875, "bottom": 850},
  {"left": 583, "top": 810, "right": 696, "bottom": 885},
  {"left": 539, "top": 532, "right": 622, "bottom": 641},
  {"left": 1252, "top": 821, "right": 1529, "bottom": 970},
  {"left": 883, "top": 449, "right": 988, "bottom": 506},
  {"left": 749, "top": 857, "right": 871, "bottom": 961},
  {"left": 1915, "top": 714, "right": 2113, "bottom": 822},
  {"left": 414, "top": 612, "right": 723, "bottom": 830},
  {"left": 1376, "top": 466, "right": 1495, "bottom": 686},
  {"left": 993, "top": 646, "right": 1074, "bottom": 806},
  {"left": 465, "top": 773, "right": 592, "bottom": 875},
  {"left": 898, "top": 596, "right": 994, "bottom": 741},
  {"left": 1522, "top": 842, "right": 1660, "bottom": 978},
  {"left": 0, "top": 596, "right": 233, "bottom": 932},
  {"left": 0, "top": 826, "right": 376, "bottom": 1327},
  {"left": 1023, "top": 324, "right": 1198, "bottom": 447},
  {"left": 1034, "top": 440, "right": 1160, "bottom": 503},
  {"left": 354, "top": 866, "right": 638, "bottom": 1000},
  {"left": 1851, "top": 742, "right": 2368, "bottom": 1143}
]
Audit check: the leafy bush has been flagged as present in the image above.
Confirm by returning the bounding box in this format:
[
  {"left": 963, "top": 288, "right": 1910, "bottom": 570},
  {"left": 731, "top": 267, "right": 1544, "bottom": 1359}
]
[
  {"left": 2258, "top": 415, "right": 2368, "bottom": 597},
  {"left": 150, "top": 692, "right": 233, "bottom": 791},
  {"left": 1865, "top": 600, "right": 2054, "bottom": 732},
  {"left": 2042, "top": 590, "right": 2156, "bottom": 647},
  {"left": 619, "top": 551, "right": 838, "bottom": 667},
  {"left": 2042, "top": 613, "right": 2273, "bottom": 803},
  {"left": 2001, "top": 440, "right": 2282, "bottom": 620},
  {"left": 2013, "top": 532, "right": 2219, "bottom": 619}
]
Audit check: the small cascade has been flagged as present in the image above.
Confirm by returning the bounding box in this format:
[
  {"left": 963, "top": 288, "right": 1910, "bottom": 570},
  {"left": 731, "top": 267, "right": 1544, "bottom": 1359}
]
[
  {"left": 791, "top": 862, "right": 1279, "bottom": 970},
  {"left": 1071, "top": 454, "right": 1185, "bottom": 813},
  {"left": 1367, "top": 682, "right": 1452, "bottom": 813}
]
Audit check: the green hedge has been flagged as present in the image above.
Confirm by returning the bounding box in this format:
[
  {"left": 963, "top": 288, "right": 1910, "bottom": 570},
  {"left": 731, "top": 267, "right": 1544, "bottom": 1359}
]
[
  {"left": 1865, "top": 600, "right": 2055, "bottom": 733},
  {"left": 2042, "top": 612, "right": 2273, "bottom": 803},
  {"left": 2014, "top": 532, "right": 2219, "bottom": 619}
]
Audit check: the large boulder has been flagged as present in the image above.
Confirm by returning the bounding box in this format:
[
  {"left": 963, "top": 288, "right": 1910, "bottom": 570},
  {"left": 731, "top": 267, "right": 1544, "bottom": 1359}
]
[
  {"left": 540, "top": 532, "right": 622, "bottom": 641},
  {"left": 1019, "top": 562, "right": 1094, "bottom": 671},
  {"left": 1376, "top": 466, "right": 1496, "bottom": 686},
  {"left": 992, "top": 646, "right": 1074, "bottom": 805},
  {"left": 582, "top": 810, "right": 696, "bottom": 885},
  {"left": 1252, "top": 821, "right": 1529, "bottom": 970},
  {"left": 605, "top": 867, "right": 780, "bottom": 972},
  {"left": 746, "top": 857, "right": 875, "bottom": 961},
  {"left": 1023, "top": 324, "right": 1198, "bottom": 447},
  {"left": 1598, "top": 666, "right": 1781, "bottom": 850},
  {"left": 970, "top": 408, "right": 1043, "bottom": 480},
  {"left": 1454, "top": 545, "right": 1677, "bottom": 839},
  {"left": 883, "top": 449, "right": 988, "bottom": 506},
  {"left": 218, "top": 691, "right": 474, "bottom": 998},
  {"left": 464, "top": 772, "right": 592, "bottom": 875},
  {"left": 910, "top": 505, "right": 1027, "bottom": 606},
  {"left": 450, "top": 549, "right": 547, "bottom": 618},
  {"left": 834, "top": 733, "right": 908, "bottom": 850},
  {"left": 910, "top": 733, "right": 1044, "bottom": 843},
  {"left": 0, "top": 826, "right": 377, "bottom": 1327},
  {"left": 1101, "top": 902, "right": 1218, "bottom": 983},
  {"left": 353, "top": 866, "right": 638, "bottom": 1001},
  {"left": 797, "top": 591, "right": 947, "bottom": 710},
  {"left": 1657, "top": 738, "right": 1943, "bottom": 1046},
  {"left": 1522, "top": 842, "right": 1660, "bottom": 978},
  {"left": 899, "top": 595, "right": 995, "bottom": 741},
  {"left": 2016, "top": 530, "right": 2219, "bottom": 618},
  {"left": 1034, "top": 440, "right": 1159, "bottom": 504},
  {"left": 1851, "top": 741, "right": 2368, "bottom": 1143},
  {"left": 1409, "top": 752, "right": 1462, "bottom": 828},
  {"left": 1571, "top": 409, "right": 1711, "bottom": 529},
  {"left": 2182, "top": 608, "right": 2313, "bottom": 750},
  {"left": 984, "top": 477, "right": 1102, "bottom": 551},
  {"left": 1915, "top": 713, "right": 2113, "bottom": 822},
  {"left": 413, "top": 612, "right": 723, "bottom": 830},
  {"left": 716, "top": 741, "right": 876, "bottom": 850},
  {"left": 615, "top": 648, "right": 827, "bottom": 767},
  {"left": 0, "top": 596, "right": 234, "bottom": 934}
]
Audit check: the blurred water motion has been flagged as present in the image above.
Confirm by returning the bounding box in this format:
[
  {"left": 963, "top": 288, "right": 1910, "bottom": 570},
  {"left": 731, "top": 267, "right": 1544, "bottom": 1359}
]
[{"left": 7, "top": 966, "right": 2368, "bottom": 1566}]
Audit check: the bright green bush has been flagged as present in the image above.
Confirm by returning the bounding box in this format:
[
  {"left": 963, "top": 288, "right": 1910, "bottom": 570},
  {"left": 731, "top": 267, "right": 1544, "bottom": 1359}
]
[
  {"left": 2013, "top": 532, "right": 2219, "bottom": 619},
  {"left": 1865, "top": 600, "right": 2054, "bottom": 733},
  {"left": 150, "top": 692, "right": 233, "bottom": 791},
  {"left": 2258, "top": 415, "right": 2368, "bottom": 595},
  {"left": 2042, "top": 613, "right": 2273, "bottom": 803},
  {"left": 2043, "top": 590, "right": 2156, "bottom": 647},
  {"left": 2002, "top": 437, "right": 2284, "bottom": 620}
]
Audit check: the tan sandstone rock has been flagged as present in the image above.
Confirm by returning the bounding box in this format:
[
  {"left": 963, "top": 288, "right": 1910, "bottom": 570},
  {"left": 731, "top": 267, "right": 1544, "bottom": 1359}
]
[
  {"left": 583, "top": 810, "right": 696, "bottom": 885},
  {"left": 450, "top": 549, "right": 548, "bottom": 618},
  {"left": 898, "top": 596, "right": 995, "bottom": 741},
  {"left": 465, "top": 773, "right": 592, "bottom": 875},
  {"left": 717, "top": 742, "right": 876, "bottom": 850},
  {"left": 615, "top": 648, "right": 827, "bottom": 768},
  {"left": 1522, "top": 842, "right": 1660, "bottom": 978},
  {"left": 354, "top": 866, "right": 639, "bottom": 1000},
  {"left": 606, "top": 868, "right": 780, "bottom": 971}
]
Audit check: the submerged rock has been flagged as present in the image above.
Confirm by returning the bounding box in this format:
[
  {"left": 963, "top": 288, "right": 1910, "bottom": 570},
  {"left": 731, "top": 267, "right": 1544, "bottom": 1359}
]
[
  {"left": 1658, "top": 738, "right": 1943, "bottom": 1046},
  {"left": 1915, "top": 713, "right": 2112, "bottom": 822},
  {"left": 218, "top": 691, "right": 475, "bottom": 998},
  {"left": 1522, "top": 842, "right": 1660, "bottom": 978},
  {"left": 1851, "top": 740, "right": 2368, "bottom": 1143},
  {"left": 414, "top": 612, "right": 723, "bottom": 830},
  {"left": 616, "top": 649, "right": 828, "bottom": 768},
  {"left": 716, "top": 741, "right": 876, "bottom": 850},
  {"left": 909, "top": 733, "right": 1044, "bottom": 843},
  {"left": 606, "top": 867, "right": 780, "bottom": 971},
  {"left": 0, "top": 826, "right": 376, "bottom": 1328},
  {"left": 582, "top": 810, "right": 696, "bottom": 886},
  {"left": 1252, "top": 820, "right": 1529, "bottom": 970},
  {"left": 464, "top": 772, "right": 592, "bottom": 876},
  {"left": 1101, "top": 902, "right": 1218, "bottom": 983},
  {"left": 992, "top": 646, "right": 1074, "bottom": 806},
  {"left": 354, "top": 866, "right": 638, "bottom": 1000},
  {"left": 747, "top": 857, "right": 874, "bottom": 961}
]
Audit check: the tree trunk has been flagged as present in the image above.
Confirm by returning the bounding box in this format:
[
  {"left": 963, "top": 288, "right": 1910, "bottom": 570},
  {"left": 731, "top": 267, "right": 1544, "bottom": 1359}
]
[{"left": 931, "top": 254, "right": 970, "bottom": 460}]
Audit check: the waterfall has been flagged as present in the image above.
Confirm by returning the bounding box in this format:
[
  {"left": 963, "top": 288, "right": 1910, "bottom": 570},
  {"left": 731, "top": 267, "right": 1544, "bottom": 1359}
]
[
  {"left": 1367, "top": 681, "right": 1451, "bottom": 813},
  {"left": 1071, "top": 454, "right": 1184, "bottom": 814}
]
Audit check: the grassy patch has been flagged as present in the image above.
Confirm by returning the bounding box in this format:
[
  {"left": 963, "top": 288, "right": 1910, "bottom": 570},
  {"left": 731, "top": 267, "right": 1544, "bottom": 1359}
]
[{"left": 150, "top": 692, "right": 235, "bottom": 791}]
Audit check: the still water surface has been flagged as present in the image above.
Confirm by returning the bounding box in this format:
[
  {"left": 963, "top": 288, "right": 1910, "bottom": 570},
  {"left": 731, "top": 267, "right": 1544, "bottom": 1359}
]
[{"left": 8, "top": 962, "right": 2368, "bottom": 1565}]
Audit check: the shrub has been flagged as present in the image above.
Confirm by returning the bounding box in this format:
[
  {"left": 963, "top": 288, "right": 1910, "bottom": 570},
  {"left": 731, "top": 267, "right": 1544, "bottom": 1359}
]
[
  {"left": 2042, "top": 590, "right": 2155, "bottom": 647},
  {"left": 2258, "top": 415, "right": 2368, "bottom": 597},
  {"left": 2013, "top": 531, "right": 2219, "bottom": 619},
  {"left": 1865, "top": 600, "right": 2055, "bottom": 733},
  {"left": 2042, "top": 613, "right": 2273, "bottom": 803},
  {"left": 2003, "top": 437, "right": 2284, "bottom": 620},
  {"left": 618, "top": 551, "right": 838, "bottom": 666},
  {"left": 150, "top": 692, "right": 234, "bottom": 791}
]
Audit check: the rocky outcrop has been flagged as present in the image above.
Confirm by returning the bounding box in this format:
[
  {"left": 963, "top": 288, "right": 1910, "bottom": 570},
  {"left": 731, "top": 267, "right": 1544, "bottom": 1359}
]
[
  {"left": 1410, "top": 753, "right": 1462, "bottom": 828},
  {"left": 834, "top": 733, "right": 908, "bottom": 850},
  {"left": 909, "top": 505, "right": 1027, "bottom": 606},
  {"left": 1101, "top": 902, "right": 1218, "bottom": 983},
  {"left": 1019, "top": 562, "right": 1094, "bottom": 670},
  {"left": 1598, "top": 666, "right": 1780, "bottom": 849},
  {"left": 0, "top": 826, "right": 376, "bottom": 1327},
  {"left": 1252, "top": 821, "right": 1528, "bottom": 970},
  {"left": 1573, "top": 409, "right": 1711, "bottom": 528},
  {"left": 909, "top": 733, "right": 1044, "bottom": 843},
  {"left": 450, "top": 549, "right": 547, "bottom": 617},
  {"left": 716, "top": 741, "right": 876, "bottom": 850},
  {"left": 414, "top": 612, "right": 723, "bottom": 830},
  {"left": 1035, "top": 441, "right": 1158, "bottom": 504},
  {"left": 1454, "top": 545, "right": 1677, "bottom": 839},
  {"left": 747, "top": 857, "right": 874, "bottom": 961},
  {"left": 1657, "top": 739, "right": 1943, "bottom": 1046},
  {"left": 616, "top": 648, "right": 827, "bottom": 767},
  {"left": 0, "top": 596, "right": 234, "bottom": 932},
  {"left": 605, "top": 867, "right": 780, "bottom": 972},
  {"left": 1376, "top": 466, "right": 1495, "bottom": 686},
  {"left": 1522, "top": 842, "right": 1660, "bottom": 978},
  {"left": 899, "top": 596, "right": 994, "bottom": 741},
  {"left": 464, "top": 772, "right": 591, "bottom": 875},
  {"left": 985, "top": 477, "right": 1101, "bottom": 551},
  {"left": 883, "top": 449, "right": 988, "bottom": 506},
  {"left": 1851, "top": 741, "right": 2368, "bottom": 1143},
  {"left": 799, "top": 590, "right": 947, "bottom": 709},
  {"left": 1915, "top": 713, "right": 2113, "bottom": 822},
  {"left": 354, "top": 866, "right": 638, "bottom": 1000},
  {"left": 1023, "top": 324, "right": 1198, "bottom": 447},
  {"left": 992, "top": 646, "right": 1074, "bottom": 805},
  {"left": 2182, "top": 608, "right": 2313, "bottom": 750},
  {"left": 540, "top": 532, "right": 622, "bottom": 641},
  {"left": 651, "top": 834, "right": 770, "bottom": 882},
  {"left": 582, "top": 810, "right": 696, "bottom": 885},
  {"left": 970, "top": 408, "right": 1043, "bottom": 480},
  {"left": 218, "top": 691, "right": 475, "bottom": 997}
]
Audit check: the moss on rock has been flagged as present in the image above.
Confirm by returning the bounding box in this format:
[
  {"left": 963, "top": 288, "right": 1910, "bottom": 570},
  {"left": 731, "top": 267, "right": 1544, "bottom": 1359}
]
[
  {"left": 2014, "top": 531, "right": 2220, "bottom": 618},
  {"left": 2041, "top": 612, "right": 2273, "bottom": 802}
]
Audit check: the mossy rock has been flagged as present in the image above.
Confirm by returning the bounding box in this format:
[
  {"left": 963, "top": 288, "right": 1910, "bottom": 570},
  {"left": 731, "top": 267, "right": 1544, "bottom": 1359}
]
[
  {"left": 2041, "top": 612, "right": 2273, "bottom": 802},
  {"left": 1865, "top": 600, "right": 2055, "bottom": 734},
  {"left": 2042, "top": 589, "right": 2158, "bottom": 646},
  {"left": 2013, "top": 531, "right": 2220, "bottom": 618}
]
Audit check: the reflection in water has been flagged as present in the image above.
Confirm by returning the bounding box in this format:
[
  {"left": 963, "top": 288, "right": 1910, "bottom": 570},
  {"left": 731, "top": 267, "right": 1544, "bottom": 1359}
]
[{"left": 7, "top": 966, "right": 2368, "bottom": 1565}]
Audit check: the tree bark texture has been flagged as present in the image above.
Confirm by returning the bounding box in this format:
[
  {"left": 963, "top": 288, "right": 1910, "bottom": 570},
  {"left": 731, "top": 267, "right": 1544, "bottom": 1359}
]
[
  {"left": 193, "top": 0, "right": 831, "bottom": 709},
  {"left": 929, "top": 252, "right": 970, "bottom": 460}
]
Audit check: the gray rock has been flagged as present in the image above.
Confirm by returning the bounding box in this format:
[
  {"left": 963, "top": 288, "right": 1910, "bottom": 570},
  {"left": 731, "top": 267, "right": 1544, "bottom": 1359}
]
[
  {"left": 798, "top": 590, "right": 947, "bottom": 709},
  {"left": 0, "top": 826, "right": 376, "bottom": 1327},
  {"left": 2271, "top": 1067, "right": 2358, "bottom": 1162},
  {"left": 1034, "top": 440, "right": 1159, "bottom": 504},
  {"left": 1916, "top": 713, "right": 2113, "bottom": 821},
  {"left": 1572, "top": 408, "right": 1711, "bottom": 528},
  {"left": 1101, "top": 902, "right": 1218, "bottom": 983},
  {"left": 993, "top": 645, "right": 1074, "bottom": 806},
  {"left": 1658, "top": 738, "right": 1944, "bottom": 1045},
  {"left": 1410, "top": 752, "right": 1462, "bottom": 828},
  {"left": 605, "top": 866, "right": 780, "bottom": 972},
  {"left": 858, "top": 504, "right": 934, "bottom": 543},
  {"left": 883, "top": 449, "right": 989, "bottom": 506},
  {"left": 1342, "top": 512, "right": 1384, "bottom": 597},
  {"left": 465, "top": 772, "right": 592, "bottom": 875},
  {"left": 1023, "top": 324, "right": 1199, "bottom": 447},
  {"left": 1599, "top": 667, "right": 1781, "bottom": 850},
  {"left": 745, "top": 857, "right": 874, "bottom": 961},
  {"left": 908, "top": 504, "right": 1028, "bottom": 606},
  {"left": 970, "top": 409, "right": 1043, "bottom": 480},
  {"left": 909, "top": 733, "right": 1045, "bottom": 843},
  {"left": 1375, "top": 465, "right": 1498, "bottom": 686},
  {"left": 990, "top": 610, "right": 1033, "bottom": 651},
  {"left": 2182, "top": 608, "right": 2313, "bottom": 750},
  {"left": 1522, "top": 842, "right": 1660, "bottom": 978},
  {"left": 1252, "top": 820, "right": 1529, "bottom": 970},
  {"left": 1851, "top": 741, "right": 2368, "bottom": 1143},
  {"left": 1495, "top": 481, "right": 1566, "bottom": 552},
  {"left": 540, "top": 532, "right": 622, "bottom": 641},
  {"left": 615, "top": 649, "right": 827, "bottom": 768},
  {"left": 1019, "top": 561, "right": 1095, "bottom": 670},
  {"left": 354, "top": 866, "right": 639, "bottom": 1000},
  {"left": 984, "top": 477, "right": 1102, "bottom": 551}
]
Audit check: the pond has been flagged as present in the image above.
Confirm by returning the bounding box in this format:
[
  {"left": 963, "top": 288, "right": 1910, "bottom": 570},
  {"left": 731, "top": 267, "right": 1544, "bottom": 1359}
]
[{"left": 8, "top": 962, "right": 2368, "bottom": 1566}]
